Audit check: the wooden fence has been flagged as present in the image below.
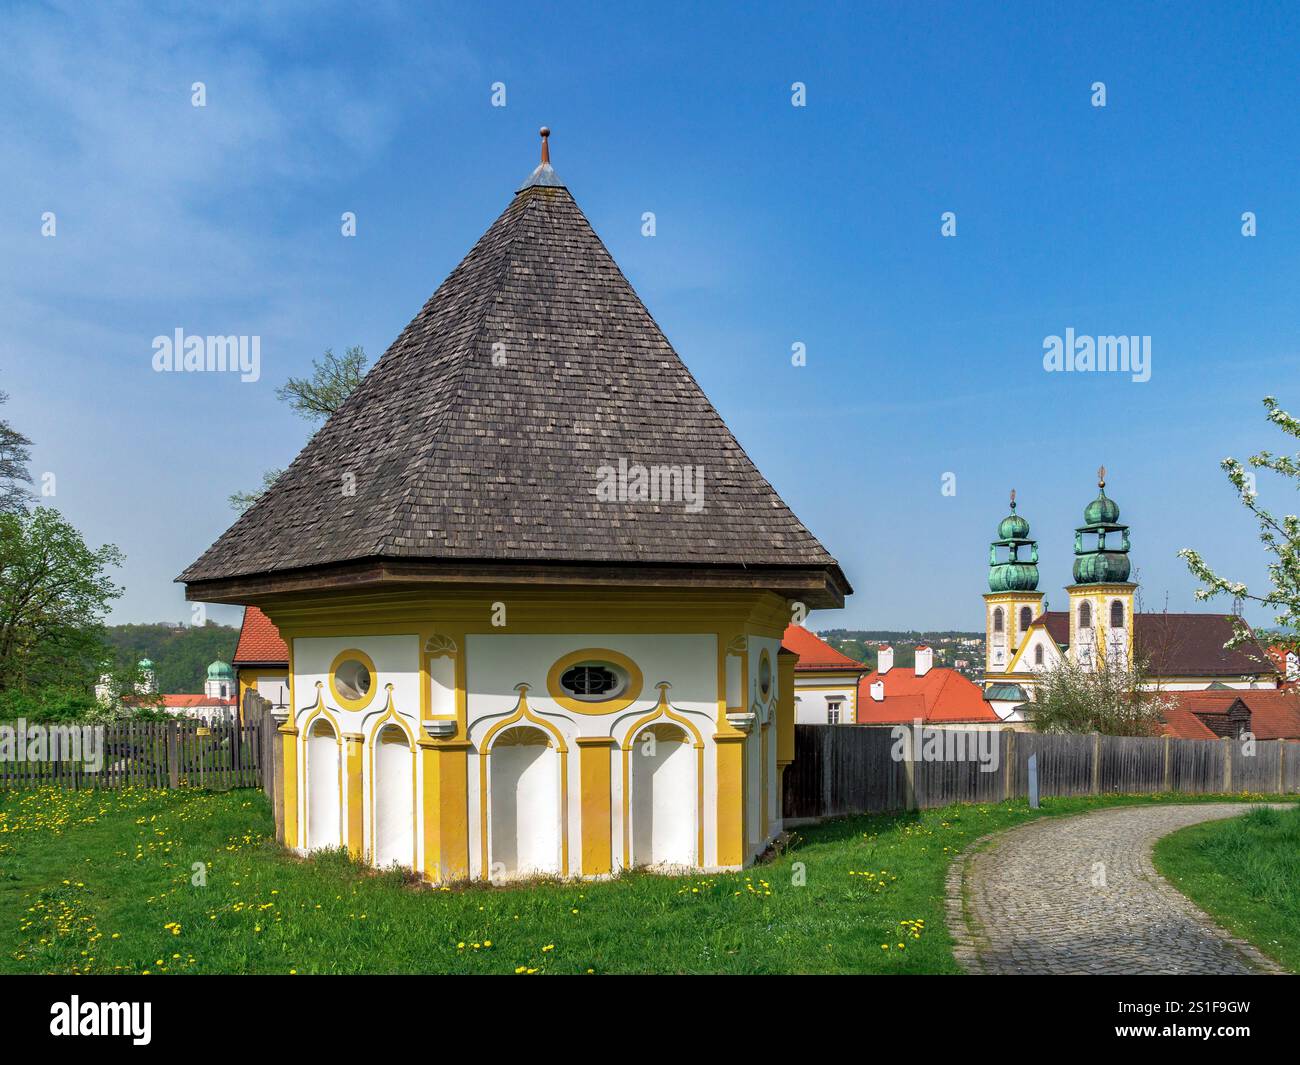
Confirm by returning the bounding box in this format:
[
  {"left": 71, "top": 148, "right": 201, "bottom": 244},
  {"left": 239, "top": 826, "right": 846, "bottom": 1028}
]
[
  {"left": 783, "top": 724, "right": 1300, "bottom": 822},
  {"left": 0, "top": 716, "right": 266, "bottom": 790}
]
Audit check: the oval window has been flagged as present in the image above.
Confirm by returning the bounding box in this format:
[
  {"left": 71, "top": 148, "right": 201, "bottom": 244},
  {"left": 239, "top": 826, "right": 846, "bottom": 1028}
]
[
  {"left": 558, "top": 662, "right": 627, "bottom": 701},
  {"left": 334, "top": 658, "right": 372, "bottom": 702},
  {"left": 758, "top": 653, "right": 773, "bottom": 700}
]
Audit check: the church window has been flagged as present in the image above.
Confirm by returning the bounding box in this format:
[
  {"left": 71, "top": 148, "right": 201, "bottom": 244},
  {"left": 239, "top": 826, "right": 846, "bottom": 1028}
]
[
  {"left": 1110, "top": 600, "right": 1124, "bottom": 628},
  {"left": 1034, "top": 644, "right": 1044, "bottom": 666},
  {"left": 1019, "top": 606, "right": 1032, "bottom": 631},
  {"left": 1079, "top": 602, "right": 1092, "bottom": 629},
  {"left": 992, "top": 607, "right": 1004, "bottom": 633}
]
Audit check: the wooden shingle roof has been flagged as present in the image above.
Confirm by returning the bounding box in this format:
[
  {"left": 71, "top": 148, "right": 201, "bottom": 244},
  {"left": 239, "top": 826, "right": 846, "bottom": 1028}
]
[{"left": 180, "top": 168, "right": 846, "bottom": 606}]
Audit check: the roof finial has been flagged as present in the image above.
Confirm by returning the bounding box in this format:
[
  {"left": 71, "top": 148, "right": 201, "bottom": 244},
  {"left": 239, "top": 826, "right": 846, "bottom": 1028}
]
[
  {"left": 1098, "top": 465, "right": 1106, "bottom": 489},
  {"left": 539, "top": 126, "right": 550, "bottom": 165},
  {"left": 1009, "top": 488, "right": 1016, "bottom": 510}
]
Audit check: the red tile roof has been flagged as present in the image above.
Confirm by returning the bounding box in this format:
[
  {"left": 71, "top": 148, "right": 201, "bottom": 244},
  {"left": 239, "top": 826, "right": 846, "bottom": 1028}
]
[
  {"left": 856, "top": 666, "right": 1001, "bottom": 725},
  {"left": 160, "top": 694, "right": 237, "bottom": 708},
  {"left": 1161, "top": 689, "right": 1300, "bottom": 741},
  {"left": 233, "top": 606, "right": 289, "bottom": 666},
  {"left": 781, "top": 625, "right": 867, "bottom": 672}
]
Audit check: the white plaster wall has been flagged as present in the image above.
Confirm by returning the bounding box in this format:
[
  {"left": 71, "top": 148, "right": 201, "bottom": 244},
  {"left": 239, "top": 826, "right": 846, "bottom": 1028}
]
[
  {"left": 306, "top": 722, "right": 340, "bottom": 851},
  {"left": 794, "top": 680, "right": 857, "bottom": 724},
  {"left": 631, "top": 727, "right": 694, "bottom": 867},
  {"left": 489, "top": 736, "right": 561, "bottom": 877},
  {"left": 374, "top": 726, "right": 415, "bottom": 869}
]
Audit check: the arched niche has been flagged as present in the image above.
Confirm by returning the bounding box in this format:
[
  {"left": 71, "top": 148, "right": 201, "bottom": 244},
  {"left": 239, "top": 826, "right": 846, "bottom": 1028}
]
[
  {"left": 373, "top": 723, "right": 414, "bottom": 869},
  {"left": 489, "top": 726, "right": 560, "bottom": 878},
  {"left": 306, "top": 717, "right": 341, "bottom": 851},
  {"left": 630, "top": 723, "right": 695, "bottom": 868}
]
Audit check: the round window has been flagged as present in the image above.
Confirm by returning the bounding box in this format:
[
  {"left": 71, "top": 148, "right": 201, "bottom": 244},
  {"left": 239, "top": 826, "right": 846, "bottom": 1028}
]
[
  {"left": 558, "top": 662, "right": 628, "bottom": 702},
  {"left": 334, "top": 658, "right": 372, "bottom": 703},
  {"left": 758, "top": 653, "right": 773, "bottom": 700}
]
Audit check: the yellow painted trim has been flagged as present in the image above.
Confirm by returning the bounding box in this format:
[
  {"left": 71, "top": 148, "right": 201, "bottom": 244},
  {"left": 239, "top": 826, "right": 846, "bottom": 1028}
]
[
  {"left": 714, "top": 732, "right": 746, "bottom": 868},
  {"left": 328, "top": 648, "right": 379, "bottom": 712},
  {"left": 576, "top": 737, "right": 615, "bottom": 876},
  {"left": 546, "top": 648, "right": 644, "bottom": 717},
  {"left": 344, "top": 732, "right": 364, "bottom": 859}
]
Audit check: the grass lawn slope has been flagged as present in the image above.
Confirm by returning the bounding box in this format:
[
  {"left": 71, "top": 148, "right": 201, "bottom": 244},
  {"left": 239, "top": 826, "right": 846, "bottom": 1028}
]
[
  {"left": 1154, "top": 804, "right": 1300, "bottom": 973},
  {"left": 0, "top": 787, "right": 1290, "bottom": 975}
]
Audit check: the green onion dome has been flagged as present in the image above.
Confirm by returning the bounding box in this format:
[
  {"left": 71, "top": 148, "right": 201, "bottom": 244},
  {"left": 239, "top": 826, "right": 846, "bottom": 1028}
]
[
  {"left": 998, "top": 511, "right": 1030, "bottom": 540},
  {"left": 206, "top": 659, "right": 235, "bottom": 680},
  {"left": 1083, "top": 488, "right": 1120, "bottom": 526},
  {"left": 1072, "top": 467, "right": 1131, "bottom": 585},
  {"left": 989, "top": 490, "right": 1039, "bottom": 592}
]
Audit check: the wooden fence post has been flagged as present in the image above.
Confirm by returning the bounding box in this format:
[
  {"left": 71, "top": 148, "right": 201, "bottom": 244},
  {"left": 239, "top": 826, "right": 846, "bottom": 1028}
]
[
  {"left": 1003, "top": 730, "right": 1016, "bottom": 801},
  {"left": 166, "top": 720, "right": 180, "bottom": 789},
  {"left": 1221, "top": 736, "right": 1232, "bottom": 793},
  {"left": 1091, "top": 732, "right": 1101, "bottom": 795},
  {"left": 1278, "top": 739, "right": 1286, "bottom": 795},
  {"left": 1162, "top": 735, "right": 1171, "bottom": 793}
]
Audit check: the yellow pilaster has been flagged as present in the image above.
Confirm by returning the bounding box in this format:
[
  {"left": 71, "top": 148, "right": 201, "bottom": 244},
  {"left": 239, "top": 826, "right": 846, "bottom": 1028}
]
[
  {"left": 714, "top": 732, "right": 748, "bottom": 868},
  {"left": 279, "top": 722, "right": 299, "bottom": 849},
  {"left": 420, "top": 740, "right": 471, "bottom": 882},
  {"left": 576, "top": 737, "right": 616, "bottom": 876},
  {"left": 760, "top": 723, "right": 770, "bottom": 842},
  {"left": 344, "top": 732, "right": 365, "bottom": 859}
]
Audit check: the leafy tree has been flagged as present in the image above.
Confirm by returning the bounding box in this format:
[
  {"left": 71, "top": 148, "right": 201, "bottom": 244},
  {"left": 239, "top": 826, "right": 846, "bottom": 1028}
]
[
  {"left": 0, "top": 383, "right": 33, "bottom": 514},
  {"left": 1180, "top": 396, "right": 1300, "bottom": 647},
  {"left": 276, "top": 345, "right": 367, "bottom": 421},
  {"left": 102, "top": 621, "right": 239, "bottom": 694},
  {"left": 0, "top": 507, "right": 123, "bottom": 695},
  {"left": 1028, "top": 655, "right": 1170, "bottom": 736},
  {"left": 231, "top": 346, "right": 367, "bottom": 511},
  {"left": 229, "top": 468, "right": 284, "bottom": 515}
]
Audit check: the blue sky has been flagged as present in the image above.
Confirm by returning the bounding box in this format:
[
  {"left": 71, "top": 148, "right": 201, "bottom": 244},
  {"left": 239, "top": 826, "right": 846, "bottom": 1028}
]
[{"left": 3, "top": 0, "right": 1298, "bottom": 631}]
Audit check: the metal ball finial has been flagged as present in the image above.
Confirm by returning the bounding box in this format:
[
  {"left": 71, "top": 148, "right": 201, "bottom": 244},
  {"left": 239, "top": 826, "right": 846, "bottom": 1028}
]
[
  {"left": 1009, "top": 488, "right": 1016, "bottom": 509},
  {"left": 539, "top": 126, "right": 551, "bottom": 165},
  {"left": 1098, "top": 465, "right": 1107, "bottom": 488}
]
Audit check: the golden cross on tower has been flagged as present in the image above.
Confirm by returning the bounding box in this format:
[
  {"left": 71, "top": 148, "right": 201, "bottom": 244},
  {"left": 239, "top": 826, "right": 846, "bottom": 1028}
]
[{"left": 1098, "top": 465, "right": 1107, "bottom": 488}]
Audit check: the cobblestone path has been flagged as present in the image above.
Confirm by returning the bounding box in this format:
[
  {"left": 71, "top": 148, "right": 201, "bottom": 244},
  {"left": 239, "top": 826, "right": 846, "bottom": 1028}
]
[{"left": 948, "top": 804, "right": 1287, "bottom": 975}]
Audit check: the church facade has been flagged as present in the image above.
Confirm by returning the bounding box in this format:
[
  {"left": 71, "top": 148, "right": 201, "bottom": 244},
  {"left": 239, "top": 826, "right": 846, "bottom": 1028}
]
[
  {"left": 180, "top": 132, "right": 848, "bottom": 882},
  {"left": 982, "top": 471, "right": 1278, "bottom": 718}
]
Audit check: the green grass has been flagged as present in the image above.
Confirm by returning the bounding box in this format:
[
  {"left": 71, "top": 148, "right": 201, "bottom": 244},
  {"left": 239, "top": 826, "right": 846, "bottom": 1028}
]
[
  {"left": 1154, "top": 804, "right": 1300, "bottom": 973},
  {"left": 0, "top": 786, "right": 1291, "bottom": 975}
]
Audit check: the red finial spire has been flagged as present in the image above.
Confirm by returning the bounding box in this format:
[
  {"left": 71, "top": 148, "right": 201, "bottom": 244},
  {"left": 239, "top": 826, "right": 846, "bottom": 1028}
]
[{"left": 539, "top": 126, "right": 551, "bottom": 165}]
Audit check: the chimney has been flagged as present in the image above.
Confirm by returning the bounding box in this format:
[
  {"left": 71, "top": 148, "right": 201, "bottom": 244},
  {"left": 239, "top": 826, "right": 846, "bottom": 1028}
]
[
  {"left": 878, "top": 645, "right": 894, "bottom": 675},
  {"left": 915, "top": 645, "right": 933, "bottom": 678},
  {"left": 870, "top": 680, "right": 885, "bottom": 702}
]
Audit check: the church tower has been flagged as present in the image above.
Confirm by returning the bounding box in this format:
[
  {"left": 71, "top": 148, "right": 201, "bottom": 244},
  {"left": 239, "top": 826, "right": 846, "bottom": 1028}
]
[
  {"left": 983, "top": 490, "right": 1045, "bottom": 678},
  {"left": 1067, "top": 467, "right": 1135, "bottom": 670}
]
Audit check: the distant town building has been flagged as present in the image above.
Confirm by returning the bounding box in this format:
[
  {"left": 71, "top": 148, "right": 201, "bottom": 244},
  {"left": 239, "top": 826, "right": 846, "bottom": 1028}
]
[
  {"left": 980, "top": 474, "right": 1280, "bottom": 732},
  {"left": 782, "top": 625, "right": 869, "bottom": 723},
  {"left": 857, "top": 644, "right": 1002, "bottom": 728}
]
